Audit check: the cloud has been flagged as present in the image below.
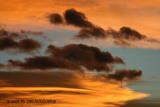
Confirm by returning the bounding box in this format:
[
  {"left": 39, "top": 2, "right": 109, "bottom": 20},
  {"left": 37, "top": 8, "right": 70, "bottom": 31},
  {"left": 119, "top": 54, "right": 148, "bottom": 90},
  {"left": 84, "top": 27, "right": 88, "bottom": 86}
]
[
  {"left": 0, "top": 37, "right": 18, "bottom": 50},
  {"left": 8, "top": 56, "right": 81, "bottom": 70},
  {"left": 49, "top": 9, "right": 106, "bottom": 39},
  {"left": 49, "top": 13, "right": 64, "bottom": 25},
  {"left": 108, "top": 69, "right": 142, "bottom": 81},
  {"left": 64, "top": 8, "right": 93, "bottom": 28},
  {"left": 47, "top": 9, "right": 160, "bottom": 49},
  {"left": 18, "top": 38, "right": 41, "bottom": 52},
  {"left": 49, "top": 8, "right": 156, "bottom": 45},
  {"left": 119, "top": 26, "right": 146, "bottom": 40},
  {"left": 7, "top": 43, "right": 124, "bottom": 72},
  {"left": 0, "top": 37, "right": 41, "bottom": 52},
  {"left": 106, "top": 26, "right": 146, "bottom": 40},
  {"left": 46, "top": 44, "right": 124, "bottom": 71},
  {"left": 0, "top": 28, "right": 43, "bottom": 52},
  {"left": 75, "top": 27, "right": 106, "bottom": 39}
]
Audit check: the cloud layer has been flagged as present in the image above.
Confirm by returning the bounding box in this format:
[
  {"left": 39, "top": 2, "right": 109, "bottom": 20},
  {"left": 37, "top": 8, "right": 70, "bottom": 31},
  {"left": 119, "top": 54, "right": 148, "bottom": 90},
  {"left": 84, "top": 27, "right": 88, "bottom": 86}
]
[
  {"left": 0, "top": 28, "right": 41, "bottom": 52},
  {"left": 8, "top": 44, "right": 124, "bottom": 72},
  {"left": 48, "top": 8, "right": 160, "bottom": 47}
]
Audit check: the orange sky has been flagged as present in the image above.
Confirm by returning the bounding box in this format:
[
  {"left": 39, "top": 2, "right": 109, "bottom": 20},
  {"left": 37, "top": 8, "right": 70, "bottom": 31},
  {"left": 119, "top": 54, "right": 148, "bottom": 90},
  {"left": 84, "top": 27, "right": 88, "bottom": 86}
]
[
  {"left": 0, "top": 0, "right": 160, "bottom": 38},
  {"left": 0, "top": 73, "right": 149, "bottom": 107}
]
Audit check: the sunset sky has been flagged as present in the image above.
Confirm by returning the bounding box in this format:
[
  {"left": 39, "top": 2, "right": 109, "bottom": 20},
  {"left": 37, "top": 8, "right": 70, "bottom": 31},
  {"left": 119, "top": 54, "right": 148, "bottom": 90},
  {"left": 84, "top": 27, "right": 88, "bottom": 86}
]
[
  {"left": 0, "top": 0, "right": 160, "bottom": 39},
  {"left": 0, "top": 0, "right": 160, "bottom": 107}
]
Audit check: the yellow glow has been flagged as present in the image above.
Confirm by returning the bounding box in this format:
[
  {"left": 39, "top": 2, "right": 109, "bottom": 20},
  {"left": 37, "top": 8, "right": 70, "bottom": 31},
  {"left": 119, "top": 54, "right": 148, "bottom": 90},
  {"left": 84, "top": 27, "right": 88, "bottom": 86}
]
[{"left": 0, "top": 75, "right": 149, "bottom": 107}]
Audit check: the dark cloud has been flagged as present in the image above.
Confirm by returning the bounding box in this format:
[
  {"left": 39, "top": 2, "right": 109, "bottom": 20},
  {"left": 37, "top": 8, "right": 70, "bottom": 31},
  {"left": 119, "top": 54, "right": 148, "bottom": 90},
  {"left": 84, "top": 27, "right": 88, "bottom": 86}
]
[
  {"left": 75, "top": 27, "right": 106, "bottom": 39},
  {"left": 47, "top": 8, "right": 160, "bottom": 49},
  {"left": 9, "top": 56, "right": 81, "bottom": 70},
  {"left": 49, "top": 9, "right": 148, "bottom": 41},
  {"left": 48, "top": 9, "right": 106, "bottom": 39},
  {"left": 7, "top": 44, "right": 124, "bottom": 72},
  {"left": 49, "top": 13, "right": 64, "bottom": 24},
  {"left": 21, "top": 56, "right": 79, "bottom": 70},
  {"left": 47, "top": 44, "right": 114, "bottom": 63},
  {"left": 64, "top": 8, "right": 93, "bottom": 28},
  {"left": 46, "top": 44, "right": 124, "bottom": 71},
  {"left": 0, "top": 37, "right": 18, "bottom": 50},
  {"left": 106, "top": 26, "right": 146, "bottom": 40},
  {"left": 0, "top": 28, "right": 42, "bottom": 52},
  {"left": 63, "top": 9, "right": 106, "bottom": 39},
  {"left": 0, "top": 37, "right": 41, "bottom": 52},
  {"left": 18, "top": 38, "right": 41, "bottom": 52},
  {"left": 108, "top": 69, "right": 142, "bottom": 81},
  {"left": 119, "top": 27, "right": 146, "bottom": 40}
]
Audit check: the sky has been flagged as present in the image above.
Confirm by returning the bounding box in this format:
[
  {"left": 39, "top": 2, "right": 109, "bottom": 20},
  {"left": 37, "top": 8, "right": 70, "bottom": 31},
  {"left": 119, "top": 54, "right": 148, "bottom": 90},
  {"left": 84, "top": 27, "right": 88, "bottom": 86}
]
[
  {"left": 0, "top": 0, "right": 160, "bottom": 106},
  {"left": 0, "top": 0, "right": 160, "bottom": 39}
]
